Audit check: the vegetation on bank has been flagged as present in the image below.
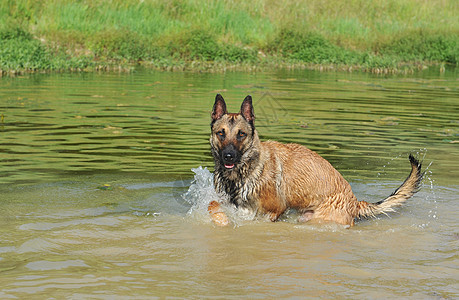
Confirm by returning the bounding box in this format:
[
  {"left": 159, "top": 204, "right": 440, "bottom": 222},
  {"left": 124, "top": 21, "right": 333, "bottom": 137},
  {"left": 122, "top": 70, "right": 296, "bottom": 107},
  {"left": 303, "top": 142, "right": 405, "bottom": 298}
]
[{"left": 0, "top": 0, "right": 458, "bottom": 74}]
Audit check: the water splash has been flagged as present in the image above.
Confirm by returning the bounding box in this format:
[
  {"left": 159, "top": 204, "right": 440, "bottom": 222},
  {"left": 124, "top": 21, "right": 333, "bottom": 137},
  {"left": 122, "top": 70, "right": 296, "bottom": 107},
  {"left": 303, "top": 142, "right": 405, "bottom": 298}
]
[
  {"left": 418, "top": 160, "right": 438, "bottom": 229},
  {"left": 376, "top": 149, "right": 438, "bottom": 229},
  {"left": 181, "top": 166, "right": 219, "bottom": 223},
  {"left": 182, "top": 166, "right": 256, "bottom": 226},
  {"left": 411, "top": 149, "right": 438, "bottom": 229}
]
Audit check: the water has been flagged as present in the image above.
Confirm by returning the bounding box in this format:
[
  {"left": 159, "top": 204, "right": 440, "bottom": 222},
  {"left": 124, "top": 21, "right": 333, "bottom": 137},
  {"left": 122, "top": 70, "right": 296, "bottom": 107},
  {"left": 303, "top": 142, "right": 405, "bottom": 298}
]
[{"left": 0, "top": 68, "right": 458, "bottom": 298}]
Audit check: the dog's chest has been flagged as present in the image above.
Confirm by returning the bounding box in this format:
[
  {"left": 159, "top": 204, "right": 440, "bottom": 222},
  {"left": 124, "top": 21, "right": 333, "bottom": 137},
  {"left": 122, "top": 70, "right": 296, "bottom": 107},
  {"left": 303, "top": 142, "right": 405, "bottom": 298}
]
[{"left": 215, "top": 172, "right": 257, "bottom": 209}]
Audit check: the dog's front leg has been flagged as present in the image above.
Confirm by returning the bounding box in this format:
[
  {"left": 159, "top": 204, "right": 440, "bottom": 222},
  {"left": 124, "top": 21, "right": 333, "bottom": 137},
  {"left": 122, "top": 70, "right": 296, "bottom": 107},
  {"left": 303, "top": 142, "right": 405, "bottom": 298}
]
[
  {"left": 266, "top": 211, "right": 282, "bottom": 222},
  {"left": 208, "top": 201, "right": 229, "bottom": 226}
]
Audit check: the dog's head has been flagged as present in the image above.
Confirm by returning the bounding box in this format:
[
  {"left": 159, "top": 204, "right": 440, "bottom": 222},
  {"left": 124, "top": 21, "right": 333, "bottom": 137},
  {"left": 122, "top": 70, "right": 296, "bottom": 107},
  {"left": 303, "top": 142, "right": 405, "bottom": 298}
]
[{"left": 210, "top": 94, "right": 257, "bottom": 172}]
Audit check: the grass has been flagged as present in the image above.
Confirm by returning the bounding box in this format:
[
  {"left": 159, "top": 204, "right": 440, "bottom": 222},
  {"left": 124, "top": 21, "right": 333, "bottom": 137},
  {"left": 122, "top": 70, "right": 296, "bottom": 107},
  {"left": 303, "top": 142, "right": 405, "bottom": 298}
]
[{"left": 0, "top": 0, "right": 458, "bottom": 74}]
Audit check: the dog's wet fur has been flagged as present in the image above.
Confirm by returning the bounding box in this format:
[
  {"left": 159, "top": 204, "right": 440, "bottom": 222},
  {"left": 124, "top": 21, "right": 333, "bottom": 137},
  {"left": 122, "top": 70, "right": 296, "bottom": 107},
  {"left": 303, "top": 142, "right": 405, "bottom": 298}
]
[{"left": 209, "top": 94, "right": 423, "bottom": 226}]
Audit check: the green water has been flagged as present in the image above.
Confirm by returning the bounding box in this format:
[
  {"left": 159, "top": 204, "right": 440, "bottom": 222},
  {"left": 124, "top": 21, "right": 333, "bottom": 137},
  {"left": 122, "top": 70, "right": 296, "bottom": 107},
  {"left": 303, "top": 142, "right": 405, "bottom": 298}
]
[{"left": 0, "top": 69, "right": 458, "bottom": 298}]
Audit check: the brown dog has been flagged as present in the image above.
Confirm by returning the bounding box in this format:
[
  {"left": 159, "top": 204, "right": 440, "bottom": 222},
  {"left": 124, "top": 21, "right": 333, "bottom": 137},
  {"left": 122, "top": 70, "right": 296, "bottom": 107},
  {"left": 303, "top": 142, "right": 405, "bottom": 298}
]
[{"left": 208, "top": 94, "right": 423, "bottom": 226}]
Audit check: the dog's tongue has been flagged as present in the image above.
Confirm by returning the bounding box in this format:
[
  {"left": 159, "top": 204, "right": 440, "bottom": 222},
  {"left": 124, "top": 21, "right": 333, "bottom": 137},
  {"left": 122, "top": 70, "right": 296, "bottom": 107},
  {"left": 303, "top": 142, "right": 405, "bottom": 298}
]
[{"left": 224, "top": 164, "right": 235, "bottom": 169}]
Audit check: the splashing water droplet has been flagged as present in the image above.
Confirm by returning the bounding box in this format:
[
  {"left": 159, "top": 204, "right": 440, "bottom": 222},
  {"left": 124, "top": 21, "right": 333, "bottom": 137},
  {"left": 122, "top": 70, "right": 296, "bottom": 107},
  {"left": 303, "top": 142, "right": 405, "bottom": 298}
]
[{"left": 182, "top": 166, "right": 256, "bottom": 226}]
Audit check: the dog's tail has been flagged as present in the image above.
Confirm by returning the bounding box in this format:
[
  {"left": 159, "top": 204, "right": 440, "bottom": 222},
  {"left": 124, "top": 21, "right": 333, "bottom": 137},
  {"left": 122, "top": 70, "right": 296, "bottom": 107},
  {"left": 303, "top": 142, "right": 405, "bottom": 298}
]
[{"left": 357, "top": 154, "right": 423, "bottom": 219}]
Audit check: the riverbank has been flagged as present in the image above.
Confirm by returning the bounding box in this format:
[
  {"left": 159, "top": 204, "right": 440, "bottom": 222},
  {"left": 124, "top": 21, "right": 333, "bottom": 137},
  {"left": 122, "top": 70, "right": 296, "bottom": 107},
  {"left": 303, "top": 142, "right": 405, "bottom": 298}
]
[{"left": 1, "top": 0, "right": 458, "bottom": 74}]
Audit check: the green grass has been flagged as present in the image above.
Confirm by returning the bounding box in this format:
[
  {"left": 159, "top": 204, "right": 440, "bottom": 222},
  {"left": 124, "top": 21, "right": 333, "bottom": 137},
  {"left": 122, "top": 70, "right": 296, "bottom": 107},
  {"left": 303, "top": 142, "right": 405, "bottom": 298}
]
[
  {"left": 0, "top": 0, "right": 458, "bottom": 73},
  {"left": 0, "top": 23, "right": 94, "bottom": 72}
]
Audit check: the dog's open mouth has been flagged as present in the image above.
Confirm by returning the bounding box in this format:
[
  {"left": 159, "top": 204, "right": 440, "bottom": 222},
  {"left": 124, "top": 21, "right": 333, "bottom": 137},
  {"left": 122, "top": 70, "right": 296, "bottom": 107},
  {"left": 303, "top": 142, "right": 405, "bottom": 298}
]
[{"left": 224, "top": 164, "right": 235, "bottom": 169}]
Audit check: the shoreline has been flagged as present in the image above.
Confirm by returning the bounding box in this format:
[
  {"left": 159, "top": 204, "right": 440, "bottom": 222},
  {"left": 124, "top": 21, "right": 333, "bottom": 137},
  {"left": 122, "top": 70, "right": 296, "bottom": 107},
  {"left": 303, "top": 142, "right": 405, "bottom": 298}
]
[{"left": 0, "top": 59, "right": 453, "bottom": 77}]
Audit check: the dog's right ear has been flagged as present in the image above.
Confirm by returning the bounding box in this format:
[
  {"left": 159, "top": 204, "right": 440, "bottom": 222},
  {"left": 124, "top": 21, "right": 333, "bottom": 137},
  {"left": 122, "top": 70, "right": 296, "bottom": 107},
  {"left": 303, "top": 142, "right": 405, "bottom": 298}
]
[{"left": 212, "top": 94, "right": 227, "bottom": 122}]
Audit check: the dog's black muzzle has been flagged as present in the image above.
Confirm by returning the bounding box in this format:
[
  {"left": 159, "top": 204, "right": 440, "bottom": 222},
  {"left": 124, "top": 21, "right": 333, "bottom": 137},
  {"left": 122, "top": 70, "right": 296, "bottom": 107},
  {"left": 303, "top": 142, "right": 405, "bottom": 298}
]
[{"left": 221, "top": 144, "right": 239, "bottom": 170}]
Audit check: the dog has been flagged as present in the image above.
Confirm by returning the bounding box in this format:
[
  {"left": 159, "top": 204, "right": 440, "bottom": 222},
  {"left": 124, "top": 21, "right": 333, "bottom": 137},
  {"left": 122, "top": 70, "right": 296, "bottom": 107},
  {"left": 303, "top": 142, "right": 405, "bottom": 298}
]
[{"left": 208, "top": 94, "right": 423, "bottom": 226}]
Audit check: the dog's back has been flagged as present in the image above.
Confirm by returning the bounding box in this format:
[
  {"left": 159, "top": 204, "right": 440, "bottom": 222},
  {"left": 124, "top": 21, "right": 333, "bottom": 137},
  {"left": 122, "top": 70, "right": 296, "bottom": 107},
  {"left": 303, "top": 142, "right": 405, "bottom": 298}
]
[
  {"left": 253, "top": 140, "right": 358, "bottom": 224},
  {"left": 262, "top": 141, "right": 355, "bottom": 203}
]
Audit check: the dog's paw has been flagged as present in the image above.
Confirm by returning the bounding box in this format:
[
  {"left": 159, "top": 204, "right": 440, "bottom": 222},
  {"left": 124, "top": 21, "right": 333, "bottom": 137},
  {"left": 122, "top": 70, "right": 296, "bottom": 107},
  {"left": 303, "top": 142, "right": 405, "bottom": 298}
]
[{"left": 208, "top": 201, "right": 230, "bottom": 227}]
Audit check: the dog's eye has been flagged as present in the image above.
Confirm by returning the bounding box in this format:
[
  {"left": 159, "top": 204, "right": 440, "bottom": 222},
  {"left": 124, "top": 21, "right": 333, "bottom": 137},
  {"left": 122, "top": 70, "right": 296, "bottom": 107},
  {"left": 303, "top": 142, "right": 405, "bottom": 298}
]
[
  {"left": 237, "top": 131, "right": 247, "bottom": 139},
  {"left": 217, "top": 130, "right": 225, "bottom": 139}
]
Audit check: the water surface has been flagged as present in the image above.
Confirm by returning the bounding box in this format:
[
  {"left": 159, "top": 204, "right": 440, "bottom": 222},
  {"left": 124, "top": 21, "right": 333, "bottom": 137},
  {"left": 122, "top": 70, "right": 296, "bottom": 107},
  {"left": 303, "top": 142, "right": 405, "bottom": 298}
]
[{"left": 0, "top": 68, "right": 458, "bottom": 298}]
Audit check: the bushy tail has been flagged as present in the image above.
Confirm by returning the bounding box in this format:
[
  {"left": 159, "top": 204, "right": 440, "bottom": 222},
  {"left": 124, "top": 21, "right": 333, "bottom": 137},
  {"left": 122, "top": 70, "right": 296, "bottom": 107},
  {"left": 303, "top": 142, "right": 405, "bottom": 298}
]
[{"left": 358, "top": 155, "right": 424, "bottom": 218}]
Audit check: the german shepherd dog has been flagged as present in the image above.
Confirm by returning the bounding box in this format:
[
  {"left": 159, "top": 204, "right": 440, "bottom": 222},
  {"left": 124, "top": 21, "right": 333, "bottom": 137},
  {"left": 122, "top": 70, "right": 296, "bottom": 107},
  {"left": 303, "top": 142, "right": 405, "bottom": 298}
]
[{"left": 208, "top": 94, "right": 423, "bottom": 226}]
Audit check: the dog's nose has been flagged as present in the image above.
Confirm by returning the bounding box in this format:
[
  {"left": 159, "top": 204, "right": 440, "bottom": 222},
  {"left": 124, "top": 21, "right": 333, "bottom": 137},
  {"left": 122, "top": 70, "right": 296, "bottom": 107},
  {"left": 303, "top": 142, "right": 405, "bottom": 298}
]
[
  {"left": 222, "top": 144, "right": 238, "bottom": 165},
  {"left": 224, "top": 152, "right": 234, "bottom": 163}
]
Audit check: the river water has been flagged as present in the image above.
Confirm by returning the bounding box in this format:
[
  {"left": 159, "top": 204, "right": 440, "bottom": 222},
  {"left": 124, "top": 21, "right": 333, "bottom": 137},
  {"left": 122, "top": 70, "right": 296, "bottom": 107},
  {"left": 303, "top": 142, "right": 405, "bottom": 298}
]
[{"left": 0, "top": 68, "right": 457, "bottom": 298}]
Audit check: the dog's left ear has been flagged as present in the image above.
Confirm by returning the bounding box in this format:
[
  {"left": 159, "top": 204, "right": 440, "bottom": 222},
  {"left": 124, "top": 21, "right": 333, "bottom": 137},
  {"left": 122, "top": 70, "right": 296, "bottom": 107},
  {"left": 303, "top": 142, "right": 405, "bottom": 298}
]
[{"left": 240, "top": 95, "right": 255, "bottom": 123}]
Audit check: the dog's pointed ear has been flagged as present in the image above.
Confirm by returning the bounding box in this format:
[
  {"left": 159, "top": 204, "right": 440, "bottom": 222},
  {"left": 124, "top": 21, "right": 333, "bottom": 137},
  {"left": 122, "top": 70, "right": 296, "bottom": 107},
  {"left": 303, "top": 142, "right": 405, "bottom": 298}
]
[
  {"left": 240, "top": 95, "right": 255, "bottom": 123},
  {"left": 212, "top": 94, "right": 227, "bottom": 121}
]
